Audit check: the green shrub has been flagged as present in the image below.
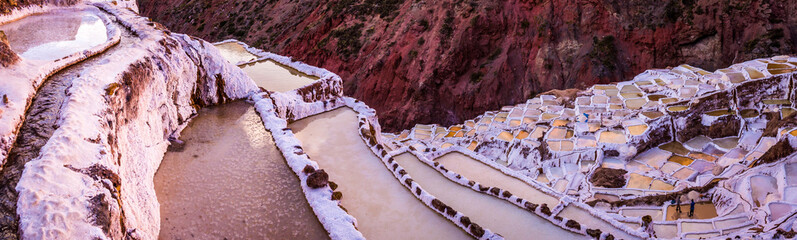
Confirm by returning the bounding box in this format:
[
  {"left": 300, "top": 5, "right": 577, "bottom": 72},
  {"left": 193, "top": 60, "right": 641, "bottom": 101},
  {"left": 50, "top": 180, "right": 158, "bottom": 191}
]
[
  {"left": 470, "top": 71, "right": 484, "bottom": 83},
  {"left": 419, "top": 19, "right": 430, "bottom": 31},
  {"left": 588, "top": 35, "right": 618, "bottom": 70},
  {"left": 331, "top": 23, "right": 365, "bottom": 59}
]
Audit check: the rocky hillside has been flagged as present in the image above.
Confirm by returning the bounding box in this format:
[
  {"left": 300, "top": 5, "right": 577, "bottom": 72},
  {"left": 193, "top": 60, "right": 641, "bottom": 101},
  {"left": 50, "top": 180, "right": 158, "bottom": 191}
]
[{"left": 138, "top": 0, "right": 797, "bottom": 131}]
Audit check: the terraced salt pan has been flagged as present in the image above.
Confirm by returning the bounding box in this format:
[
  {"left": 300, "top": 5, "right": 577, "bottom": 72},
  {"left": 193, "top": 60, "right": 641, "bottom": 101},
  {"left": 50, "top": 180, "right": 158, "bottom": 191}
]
[
  {"left": 598, "top": 131, "right": 627, "bottom": 144},
  {"left": 684, "top": 136, "right": 711, "bottom": 151},
  {"left": 660, "top": 142, "right": 690, "bottom": 156},
  {"left": 435, "top": 152, "right": 559, "bottom": 206},
  {"left": 653, "top": 224, "right": 678, "bottom": 239},
  {"left": 290, "top": 108, "right": 467, "bottom": 239},
  {"left": 750, "top": 175, "right": 778, "bottom": 207},
  {"left": 154, "top": 102, "right": 327, "bottom": 239},
  {"left": 627, "top": 124, "right": 648, "bottom": 136},
  {"left": 214, "top": 41, "right": 258, "bottom": 64},
  {"left": 557, "top": 206, "right": 640, "bottom": 240},
  {"left": 0, "top": 8, "right": 107, "bottom": 60},
  {"left": 241, "top": 59, "right": 320, "bottom": 92},
  {"left": 393, "top": 153, "right": 585, "bottom": 240},
  {"left": 621, "top": 208, "right": 662, "bottom": 221}
]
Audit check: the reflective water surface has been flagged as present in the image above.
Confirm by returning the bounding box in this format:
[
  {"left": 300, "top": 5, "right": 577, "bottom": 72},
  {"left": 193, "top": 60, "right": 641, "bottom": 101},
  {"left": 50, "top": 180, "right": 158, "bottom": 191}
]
[
  {"left": 241, "top": 59, "right": 319, "bottom": 92},
  {"left": 0, "top": 8, "right": 108, "bottom": 61},
  {"left": 155, "top": 101, "right": 327, "bottom": 239}
]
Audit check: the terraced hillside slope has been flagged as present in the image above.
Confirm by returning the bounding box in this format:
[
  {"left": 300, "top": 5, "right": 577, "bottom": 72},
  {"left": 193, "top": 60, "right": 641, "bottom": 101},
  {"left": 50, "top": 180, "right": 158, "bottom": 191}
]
[{"left": 138, "top": 0, "right": 797, "bottom": 131}]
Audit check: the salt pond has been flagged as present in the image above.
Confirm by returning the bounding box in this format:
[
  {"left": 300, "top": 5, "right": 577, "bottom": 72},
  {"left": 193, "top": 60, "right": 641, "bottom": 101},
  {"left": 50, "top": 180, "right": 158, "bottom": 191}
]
[
  {"left": 154, "top": 101, "right": 327, "bottom": 239},
  {"left": 0, "top": 8, "right": 108, "bottom": 61},
  {"left": 241, "top": 59, "right": 320, "bottom": 92},
  {"left": 557, "top": 206, "right": 640, "bottom": 240},
  {"left": 395, "top": 153, "right": 586, "bottom": 240},
  {"left": 290, "top": 108, "right": 468, "bottom": 239},
  {"left": 214, "top": 41, "right": 259, "bottom": 64},
  {"left": 435, "top": 152, "right": 559, "bottom": 206}
]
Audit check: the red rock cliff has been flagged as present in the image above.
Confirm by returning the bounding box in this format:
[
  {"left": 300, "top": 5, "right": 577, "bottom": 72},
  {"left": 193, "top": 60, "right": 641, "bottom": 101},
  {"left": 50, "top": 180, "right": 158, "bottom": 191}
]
[{"left": 137, "top": 0, "right": 797, "bottom": 131}]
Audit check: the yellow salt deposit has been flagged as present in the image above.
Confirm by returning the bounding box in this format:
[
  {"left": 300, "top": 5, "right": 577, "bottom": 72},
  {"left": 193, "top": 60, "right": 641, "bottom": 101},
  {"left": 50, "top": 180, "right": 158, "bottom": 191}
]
[
  {"left": 598, "top": 131, "right": 627, "bottom": 144},
  {"left": 627, "top": 125, "right": 648, "bottom": 136}
]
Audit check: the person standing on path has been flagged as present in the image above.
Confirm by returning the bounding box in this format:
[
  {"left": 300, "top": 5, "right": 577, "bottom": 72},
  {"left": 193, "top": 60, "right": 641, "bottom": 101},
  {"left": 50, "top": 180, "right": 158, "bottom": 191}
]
[
  {"left": 689, "top": 200, "right": 696, "bottom": 218},
  {"left": 675, "top": 196, "right": 682, "bottom": 213}
]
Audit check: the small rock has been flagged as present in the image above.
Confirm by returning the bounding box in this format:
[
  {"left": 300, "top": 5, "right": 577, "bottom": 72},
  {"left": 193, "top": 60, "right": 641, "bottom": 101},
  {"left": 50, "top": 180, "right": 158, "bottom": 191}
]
[
  {"left": 303, "top": 165, "right": 315, "bottom": 174},
  {"left": 586, "top": 229, "right": 602, "bottom": 238},
  {"left": 460, "top": 216, "right": 472, "bottom": 227},
  {"left": 469, "top": 223, "right": 485, "bottom": 237},
  {"left": 331, "top": 191, "right": 342, "bottom": 200},
  {"left": 307, "top": 169, "right": 329, "bottom": 188},
  {"left": 489, "top": 187, "right": 500, "bottom": 196},
  {"left": 540, "top": 203, "right": 552, "bottom": 215},
  {"left": 566, "top": 219, "right": 581, "bottom": 230}
]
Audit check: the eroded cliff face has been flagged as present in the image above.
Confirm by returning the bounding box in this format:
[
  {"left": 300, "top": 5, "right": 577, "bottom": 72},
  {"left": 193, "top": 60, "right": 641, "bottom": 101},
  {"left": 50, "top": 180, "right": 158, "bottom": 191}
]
[{"left": 137, "top": 0, "right": 797, "bottom": 131}]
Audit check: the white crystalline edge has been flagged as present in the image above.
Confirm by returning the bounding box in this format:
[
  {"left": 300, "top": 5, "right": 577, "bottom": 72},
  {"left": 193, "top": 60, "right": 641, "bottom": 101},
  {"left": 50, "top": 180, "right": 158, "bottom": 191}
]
[
  {"left": 14, "top": 3, "right": 258, "bottom": 239},
  {"left": 250, "top": 94, "right": 364, "bottom": 240},
  {"left": 268, "top": 75, "right": 345, "bottom": 121},
  {"left": 0, "top": 4, "right": 122, "bottom": 168}
]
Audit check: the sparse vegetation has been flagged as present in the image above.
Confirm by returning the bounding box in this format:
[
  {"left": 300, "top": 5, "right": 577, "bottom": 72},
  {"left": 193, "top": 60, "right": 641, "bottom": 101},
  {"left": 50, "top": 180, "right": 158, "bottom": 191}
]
[
  {"left": 520, "top": 19, "right": 530, "bottom": 29},
  {"left": 470, "top": 71, "right": 484, "bottom": 83},
  {"left": 664, "top": 0, "right": 683, "bottom": 23},
  {"left": 408, "top": 50, "right": 418, "bottom": 59},
  {"left": 439, "top": 10, "right": 455, "bottom": 44},
  {"left": 588, "top": 35, "right": 618, "bottom": 71},
  {"left": 329, "top": 0, "right": 405, "bottom": 21},
  {"left": 418, "top": 19, "right": 429, "bottom": 31},
  {"left": 331, "top": 23, "right": 365, "bottom": 59},
  {"left": 488, "top": 47, "right": 502, "bottom": 61}
]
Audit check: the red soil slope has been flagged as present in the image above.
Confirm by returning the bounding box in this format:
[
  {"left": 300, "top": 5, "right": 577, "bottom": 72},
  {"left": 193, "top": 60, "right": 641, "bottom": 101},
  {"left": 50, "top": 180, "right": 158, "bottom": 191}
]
[{"left": 138, "top": 0, "right": 796, "bottom": 131}]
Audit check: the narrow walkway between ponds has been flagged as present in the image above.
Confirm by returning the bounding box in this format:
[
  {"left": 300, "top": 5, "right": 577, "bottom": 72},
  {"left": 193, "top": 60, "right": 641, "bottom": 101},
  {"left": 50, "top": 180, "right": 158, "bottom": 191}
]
[
  {"left": 435, "top": 152, "right": 560, "bottom": 207},
  {"left": 154, "top": 101, "right": 327, "bottom": 239},
  {"left": 0, "top": 8, "right": 121, "bottom": 238},
  {"left": 394, "top": 153, "right": 586, "bottom": 240},
  {"left": 290, "top": 107, "right": 469, "bottom": 240}
]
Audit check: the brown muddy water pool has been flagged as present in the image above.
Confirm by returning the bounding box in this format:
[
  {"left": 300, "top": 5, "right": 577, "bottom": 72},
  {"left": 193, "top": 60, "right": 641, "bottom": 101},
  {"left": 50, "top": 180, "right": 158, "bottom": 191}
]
[
  {"left": 214, "top": 41, "right": 259, "bottom": 64},
  {"left": 154, "top": 101, "right": 327, "bottom": 239},
  {"left": 241, "top": 59, "right": 320, "bottom": 92}
]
